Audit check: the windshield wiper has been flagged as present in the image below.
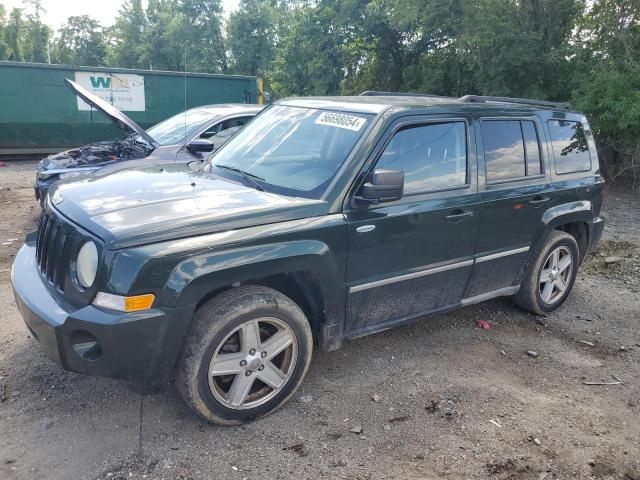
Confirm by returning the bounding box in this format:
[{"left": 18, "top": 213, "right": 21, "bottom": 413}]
[{"left": 214, "top": 164, "right": 265, "bottom": 191}]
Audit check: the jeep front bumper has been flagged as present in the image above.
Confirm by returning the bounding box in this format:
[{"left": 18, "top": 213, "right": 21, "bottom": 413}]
[{"left": 11, "top": 240, "right": 195, "bottom": 389}]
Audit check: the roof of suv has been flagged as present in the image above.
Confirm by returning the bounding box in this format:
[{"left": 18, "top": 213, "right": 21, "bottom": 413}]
[
  {"left": 279, "top": 92, "right": 577, "bottom": 115},
  {"left": 193, "top": 104, "right": 264, "bottom": 114}
]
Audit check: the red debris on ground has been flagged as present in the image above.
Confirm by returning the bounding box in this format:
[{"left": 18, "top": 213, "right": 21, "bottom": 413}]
[{"left": 475, "top": 319, "right": 491, "bottom": 330}]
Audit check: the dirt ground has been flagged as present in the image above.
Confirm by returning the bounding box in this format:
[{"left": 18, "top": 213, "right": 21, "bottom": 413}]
[{"left": 0, "top": 161, "right": 638, "bottom": 480}]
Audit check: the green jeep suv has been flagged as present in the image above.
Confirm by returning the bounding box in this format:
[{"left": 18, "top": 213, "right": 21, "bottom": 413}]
[{"left": 12, "top": 92, "right": 605, "bottom": 424}]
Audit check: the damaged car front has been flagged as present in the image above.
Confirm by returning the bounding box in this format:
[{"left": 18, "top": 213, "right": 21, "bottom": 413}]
[{"left": 35, "top": 79, "right": 262, "bottom": 204}]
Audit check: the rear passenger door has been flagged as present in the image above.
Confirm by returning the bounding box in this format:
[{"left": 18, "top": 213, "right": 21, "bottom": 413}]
[
  {"left": 465, "top": 116, "right": 553, "bottom": 298},
  {"left": 344, "top": 116, "right": 481, "bottom": 336}
]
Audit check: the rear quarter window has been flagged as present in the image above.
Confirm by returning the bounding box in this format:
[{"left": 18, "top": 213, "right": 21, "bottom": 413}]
[{"left": 547, "top": 120, "right": 591, "bottom": 174}]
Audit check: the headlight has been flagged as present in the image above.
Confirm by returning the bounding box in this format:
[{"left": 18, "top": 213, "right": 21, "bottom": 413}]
[
  {"left": 59, "top": 171, "right": 85, "bottom": 180},
  {"left": 76, "top": 241, "right": 98, "bottom": 288},
  {"left": 36, "top": 171, "right": 57, "bottom": 180}
]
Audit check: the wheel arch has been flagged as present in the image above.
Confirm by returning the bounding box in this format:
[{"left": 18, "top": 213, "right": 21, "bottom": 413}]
[
  {"left": 159, "top": 239, "right": 344, "bottom": 350},
  {"left": 536, "top": 200, "right": 593, "bottom": 263}
]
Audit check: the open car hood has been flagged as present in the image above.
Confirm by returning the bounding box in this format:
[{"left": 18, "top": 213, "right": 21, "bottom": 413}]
[{"left": 64, "top": 79, "right": 158, "bottom": 147}]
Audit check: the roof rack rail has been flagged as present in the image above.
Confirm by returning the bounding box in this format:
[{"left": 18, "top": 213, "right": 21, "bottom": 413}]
[
  {"left": 359, "top": 90, "right": 454, "bottom": 100},
  {"left": 458, "top": 95, "right": 573, "bottom": 111}
]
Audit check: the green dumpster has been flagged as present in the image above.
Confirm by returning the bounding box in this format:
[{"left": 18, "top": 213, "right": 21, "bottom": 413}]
[{"left": 0, "top": 61, "right": 257, "bottom": 157}]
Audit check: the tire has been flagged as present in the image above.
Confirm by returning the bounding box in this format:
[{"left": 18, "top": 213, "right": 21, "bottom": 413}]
[
  {"left": 514, "top": 230, "right": 580, "bottom": 315},
  {"left": 176, "top": 286, "right": 313, "bottom": 425}
]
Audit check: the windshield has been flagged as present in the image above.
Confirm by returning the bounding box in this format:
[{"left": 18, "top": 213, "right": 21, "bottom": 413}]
[
  {"left": 146, "top": 109, "right": 216, "bottom": 146},
  {"left": 208, "top": 105, "right": 372, "bottom": 198}
]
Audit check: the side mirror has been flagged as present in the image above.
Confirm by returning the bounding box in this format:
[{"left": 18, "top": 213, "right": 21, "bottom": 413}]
[
  {"left": 356, "top": 169, "right": 404, "bottom": 205},
  {"left": 186, "top": 138, "right": 214, "bottom": 153}
]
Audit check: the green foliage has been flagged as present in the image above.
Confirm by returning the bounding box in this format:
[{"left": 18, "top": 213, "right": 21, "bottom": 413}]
[
  {"left": 571, "top": 0, "right": 640, "bottom": 184},
  {"left": 4, "top": 7, "right": 25, "bottom": 61},
  {"left": 0, "top": 0, "right": 638, "bottom": 185},
  {"left": 22, "top": 0, "right": 50, "bottom": 63},
  {"left": 269, "top": 2, "right": 345, "bottom": 96},
  {"left": 0, "top": 4, "right": 10, "bottom": 60},
  {"left": 108, "top": 0, "right": 146, "bottom": 68},
  {"left": 55, "top": 16, "right": 107, "bottom": 66},
  {"left": 227, "top": 0, "right": 280, "bottom": 76}
]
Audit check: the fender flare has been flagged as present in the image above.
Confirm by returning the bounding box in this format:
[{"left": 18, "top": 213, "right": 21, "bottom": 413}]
[
  {"left": 526, "top": 200, "right": 593, "bottom": 269},
  {"left": 159, "top": 239, "right": 343, "bottom": 325}
]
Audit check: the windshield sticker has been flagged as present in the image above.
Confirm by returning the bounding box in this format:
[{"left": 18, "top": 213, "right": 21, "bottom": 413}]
[{"left": 315, "top": 112, "right": 367, "bottom": 131}]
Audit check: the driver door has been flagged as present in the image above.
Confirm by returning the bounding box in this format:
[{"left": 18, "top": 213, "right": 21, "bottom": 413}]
[{"left": 344, "top": 116, "right": 481, "bottom": 336}]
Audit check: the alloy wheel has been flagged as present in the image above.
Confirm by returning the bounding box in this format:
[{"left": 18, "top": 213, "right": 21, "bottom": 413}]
[
  {"left": 207, "top": 317, "right": 298, "bottom": 410},
  {"left": 538, "top": 246, "right": 573, "bottom": 305}
]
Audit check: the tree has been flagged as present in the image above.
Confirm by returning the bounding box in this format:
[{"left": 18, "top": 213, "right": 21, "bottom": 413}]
[
  {"left": 139, "top": 0, "right": 183, "bottom": 71},
  {"left": 177, "top": 0, "right": 227, "bottom": 72},
  {"left": 227, "top": 0, "right": 280, "bottom": 76},
  {"left": 0, "top": 4, "right": 10, "bottom": 60},
  {"left": 5, "top": 7, "right": 24, "bottom": 61},
  {"left": 56, "top": 15, "right": 107, "bottom": 66},
  {"left": 109, "top": 0, "right": 146, "bottom": 68},
  {"left": 572, "top": 0, "right": 640, "bottom": 186},
  {"left": 269, "top": 2, "right": 345, "bottom": 96},
  {"left": 21, "top": 0, "right": 51, "bottom": 63}
]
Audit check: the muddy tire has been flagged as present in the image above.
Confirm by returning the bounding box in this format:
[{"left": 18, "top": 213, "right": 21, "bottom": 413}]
[
  {"left": 514, "top": 230, "right": 580, "bottom": 315},
  {"left": 176, "top": 286, "right": 313, "bottom": 425}
]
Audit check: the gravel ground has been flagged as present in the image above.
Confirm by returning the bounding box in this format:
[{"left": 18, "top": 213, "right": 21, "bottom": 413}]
[{"left": 0, "top": 161, "right": 639, "bottom": 480}]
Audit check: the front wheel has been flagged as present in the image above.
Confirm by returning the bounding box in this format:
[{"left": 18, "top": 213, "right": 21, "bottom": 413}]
[
  {"left": 514, "top": 230, "right": 580, "bottom": 315},
  {"left": 176, "top": 286, "right": 313, "bottom": 425}
]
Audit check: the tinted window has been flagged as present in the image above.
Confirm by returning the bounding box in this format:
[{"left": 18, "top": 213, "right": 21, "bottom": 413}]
[
  {"left": 522, "top": 121, "right": 542, "bottom": 175},
  {"left": 548, "top": 120, "right": 591, "bottom": 174},
  {"left": 482, "top": 120, "right": 526, "bottom": 181},
  {"left": 376, "top": 122, "right": 467, "bottom": 193}
]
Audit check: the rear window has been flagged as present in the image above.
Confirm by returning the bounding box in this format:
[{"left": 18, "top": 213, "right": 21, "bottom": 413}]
[
  {"left": 482, "top": 120, "right": 543, "bottom": 182},
  {"left": 547, "top": 120, "right": 591, "bottom": 174}
]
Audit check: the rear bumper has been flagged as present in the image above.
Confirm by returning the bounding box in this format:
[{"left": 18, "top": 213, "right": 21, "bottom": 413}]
[{"left": 11, "top": 241, "right": 195, "bottom": 388}]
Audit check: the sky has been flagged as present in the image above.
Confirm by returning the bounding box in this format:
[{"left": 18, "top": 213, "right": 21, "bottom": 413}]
[{"left": 2, "top": 0, "right": 240, "bottom": 30}]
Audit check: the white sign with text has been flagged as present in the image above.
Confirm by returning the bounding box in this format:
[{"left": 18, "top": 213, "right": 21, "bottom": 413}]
[{"left": 74, "top": 72, "right": 146, "bottom": 112}]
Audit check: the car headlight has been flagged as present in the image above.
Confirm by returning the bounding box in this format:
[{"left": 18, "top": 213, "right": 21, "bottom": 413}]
[
  {"left": 59, "top": 171, "right": 85, "bottom": 180},
  {"left": 76, "top": 241, "right": 98, "bottom": 288},
  {"left": 36, "top": 170, "right": 57, "bottom": 180}
]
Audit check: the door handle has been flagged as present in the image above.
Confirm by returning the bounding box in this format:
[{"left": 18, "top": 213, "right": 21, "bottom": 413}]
[
  {"left": 529, "top": 196, "right": 550, "bottom": 206},
  {"left": 444, "top": 210, "right": 473, "bottom": 221},
  {"left": 356, "top": 225, "right": 376, "bottom": 233}
]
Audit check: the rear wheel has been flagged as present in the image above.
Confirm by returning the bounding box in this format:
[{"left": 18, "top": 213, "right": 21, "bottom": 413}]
[
  {"left": 176, "top": 286, "right": 313, "bottom": 425},
  {"left": 514, "top": 230, "right": 579, "bottom": 315}
]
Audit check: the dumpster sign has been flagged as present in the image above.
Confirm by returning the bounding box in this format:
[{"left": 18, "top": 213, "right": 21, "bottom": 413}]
[{"left": 74, "top": 72, "right": 146, "bottom": 112}]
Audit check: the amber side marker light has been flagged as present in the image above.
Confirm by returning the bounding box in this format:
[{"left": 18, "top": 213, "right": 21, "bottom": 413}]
[{"left": 93, "top": 292, "right": 156, "bottom": 312}]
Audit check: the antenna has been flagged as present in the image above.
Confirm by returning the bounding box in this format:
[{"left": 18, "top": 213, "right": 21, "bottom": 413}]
[
  {"left": 90, "top": 105, "right": 93, "bottom": 146},
  {"left": 184, "top": 47, "right": 187, "bottom": 142}
]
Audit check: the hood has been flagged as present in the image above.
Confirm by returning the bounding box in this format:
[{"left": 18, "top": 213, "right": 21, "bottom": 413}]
[
  {"left": 50, "top": 163, "right": 325, "bottom": 249},
  {"left": 65, "top": 79, "right": 157, "bottom": 147}
]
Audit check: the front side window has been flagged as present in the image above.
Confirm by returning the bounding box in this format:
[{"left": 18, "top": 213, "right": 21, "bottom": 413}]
[
  {"left": 200, "top": 116, "right": 253, "bottom": 139},
  {"left": 548, "top": 120, "right": 591, "bottom": 174},
  {"left": 482, "top": 119, "right": 543, "bottom": 182},
  {"left": 146, "top": 109, "right": 217, "bottom": 146},
  {"left": 208, "top": 105, "right": 372, "bottom": 198},
  {"left": 376, "top": 122, "right": 467, "bottom": 194}
]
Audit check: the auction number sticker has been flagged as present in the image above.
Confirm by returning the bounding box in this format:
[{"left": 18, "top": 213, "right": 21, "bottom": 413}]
[{"left": 315, "top": 112, "right": 367, "bottom": 131}]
